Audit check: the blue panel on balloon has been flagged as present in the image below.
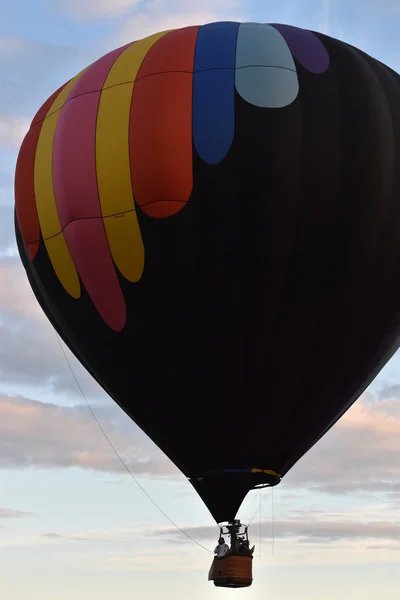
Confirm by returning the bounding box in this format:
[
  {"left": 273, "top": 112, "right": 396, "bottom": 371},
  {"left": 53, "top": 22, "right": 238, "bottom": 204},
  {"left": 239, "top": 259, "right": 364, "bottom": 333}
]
[{"left": 193, "top": 22, "right": 239, "bottom": 164}]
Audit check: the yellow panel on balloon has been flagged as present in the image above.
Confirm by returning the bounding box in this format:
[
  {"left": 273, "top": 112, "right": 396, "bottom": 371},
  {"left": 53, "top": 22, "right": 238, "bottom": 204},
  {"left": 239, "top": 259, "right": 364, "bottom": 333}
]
[
  {"left": 34, "top": 71, "right": 87, "bottom": 299},
  {"left": 94, "top": 34, "right": 169, "bottom": 283},
  {"left": 103, "top": 212, "right": 145, "bottom": 282}
]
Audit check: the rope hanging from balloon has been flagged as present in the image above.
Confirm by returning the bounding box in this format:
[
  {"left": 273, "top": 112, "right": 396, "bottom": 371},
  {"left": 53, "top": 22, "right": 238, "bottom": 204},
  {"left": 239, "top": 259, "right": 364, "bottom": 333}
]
[
  {"left": 272, "top": 488, "right": 275, "bottom": 555},
  {"left": 246, "top": 485, "right": 276, "bottom": 556},
  {"left": 259, "top": 488, "right": 262, "bottom": 558},
  {"left": 248, "top": 488, "right": 272, "bottom": 525},
  {"left": 55, "top": 332, "right": 213, "bottom": 554}
]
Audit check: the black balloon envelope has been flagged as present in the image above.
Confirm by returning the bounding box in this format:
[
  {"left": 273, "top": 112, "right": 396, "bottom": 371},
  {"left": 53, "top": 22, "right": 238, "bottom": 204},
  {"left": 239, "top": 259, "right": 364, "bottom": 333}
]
[{"left": 14, "top": 22, "right": 400, "bottom": 525}]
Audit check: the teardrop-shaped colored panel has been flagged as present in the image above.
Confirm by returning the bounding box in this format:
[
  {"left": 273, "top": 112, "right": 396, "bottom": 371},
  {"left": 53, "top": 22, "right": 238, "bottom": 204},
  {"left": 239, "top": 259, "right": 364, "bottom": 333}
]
[
  {"left": 235, "top": 23, "right": 299, "bottom": 108},
  {"left": 34, "top": 74, "right": 85, "bottom": 298},
  {"left": 193, "top": 22, "right": 239, "bottom": 164},
  {"left": 15, "top": 81, "right": 70, "bottom": 259},
  {"left": 52, "top": 46, "right": 130, "bottom": 331},
  {"left": 130, "top": 27, "right": 198, "bottom": 217}
]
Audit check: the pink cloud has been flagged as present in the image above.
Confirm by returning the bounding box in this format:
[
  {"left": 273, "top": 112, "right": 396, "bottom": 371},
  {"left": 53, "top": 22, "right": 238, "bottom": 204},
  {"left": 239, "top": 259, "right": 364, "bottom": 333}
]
[{"left": 0, "top": 394, "right": 179, "bottom": 477}]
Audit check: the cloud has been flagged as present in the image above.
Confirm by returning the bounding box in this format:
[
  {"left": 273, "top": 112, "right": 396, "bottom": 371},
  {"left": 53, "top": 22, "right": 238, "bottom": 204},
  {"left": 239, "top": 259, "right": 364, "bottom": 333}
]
[
  {"left": 379, "top": 383, "right": 400, "bottom": 401},
  {"left": 103, "top": 552, "right": 205, "bottom": 572},
  {"left": 0, "top": 318, "right": 74, "bottom": 391},
  {"left": 0, "top": 508, "right": 33, "bottom": 519},
  {"left": 35, "top": 531, "right": 207, "bottom": 570},
  {"left": 39, "top": 526, "right": 147, "bottom": 543},
  {"left": 0, "top": 256, "right": 42, "bottom": 320},
  {"left": 278, "top": 518, "right": 400, "bottom": 545},
  {"left": 0, "top": 256, "right": 110, "bottom": 397},
  {"left": 12, "top": 503, "right": 400, "bottom": 562},
  {"left": 154, "top": 512, "right": 400, "bottom": 549},
  {"left": 0, "top": 116, "right": 29, "bottom": 150},
  {"left": 65, "top": 0, "right": 141, "bottom": 19},
  {"left": 0, "top": 204, "right": 17, "bottom": 255},
  {"left": 65, "top": 0, "right": 245, "bottom": 24},
  {"left": 318, "top": 0, "right": 331, "bottom": 34},
  {"left": 0, "top": 256, "right": 82, "bottom": 393},
  {"left": 0, "top": 37, "right": 92, "bottom": 119},
  {"left": 4, "top": 525, "right": 204, "bottom": 569},
  {"left": 115, "top": 0, "right": 247, "bottom": 44},
  {"left": 0, "top": 393, "right": 178, "bottom": 476},
  {"left": 282, "top": 394, "right": 400, "bottom": 496},
  {"left": 0, "top": 309, "right": 117, "bottom": 399},
  {"left": 42, "top": 507, "right": 400, "bottom": 555},
  {"left": 155, "top": 524, "right": 217, "bottom": 543},
  {"left": 41, "top": 531, "right": 108, "bottom": 542}
]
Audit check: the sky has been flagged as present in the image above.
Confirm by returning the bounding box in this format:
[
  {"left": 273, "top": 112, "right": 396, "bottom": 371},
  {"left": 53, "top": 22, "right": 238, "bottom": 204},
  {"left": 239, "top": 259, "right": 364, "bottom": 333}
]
[{"left": 1, "top": 0, "right": 400, "bottom": 599}]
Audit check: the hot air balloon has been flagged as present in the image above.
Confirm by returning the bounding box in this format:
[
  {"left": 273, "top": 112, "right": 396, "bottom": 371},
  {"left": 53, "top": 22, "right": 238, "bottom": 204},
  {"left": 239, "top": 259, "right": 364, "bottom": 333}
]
[{"left": 14, "top": 21, "right": 400, "bottom": 588}]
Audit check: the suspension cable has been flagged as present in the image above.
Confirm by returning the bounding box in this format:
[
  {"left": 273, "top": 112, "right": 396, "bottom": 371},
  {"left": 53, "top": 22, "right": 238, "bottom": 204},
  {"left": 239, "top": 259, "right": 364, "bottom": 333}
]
[{"left": 55, "top": 333, "right": 213, "bottom": 554}]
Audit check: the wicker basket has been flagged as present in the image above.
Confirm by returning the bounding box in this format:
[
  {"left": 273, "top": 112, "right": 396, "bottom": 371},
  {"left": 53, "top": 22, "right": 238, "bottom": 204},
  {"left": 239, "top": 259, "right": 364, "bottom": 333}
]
[{"left": 211, "top": 555, "right": 253, "bottom": 588}]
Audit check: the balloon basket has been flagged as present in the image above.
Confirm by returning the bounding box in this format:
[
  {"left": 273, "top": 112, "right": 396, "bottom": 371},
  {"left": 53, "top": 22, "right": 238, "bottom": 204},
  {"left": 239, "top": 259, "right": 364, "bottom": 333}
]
[{"left": 210, "top": 555, "right": 253, "bottom": 588}]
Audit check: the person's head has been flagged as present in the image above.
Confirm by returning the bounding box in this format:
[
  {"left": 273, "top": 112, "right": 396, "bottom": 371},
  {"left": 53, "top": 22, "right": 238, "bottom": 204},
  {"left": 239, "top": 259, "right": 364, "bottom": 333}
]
[{"left": 219, "top": 537, "right": 225, "bottom": 545}]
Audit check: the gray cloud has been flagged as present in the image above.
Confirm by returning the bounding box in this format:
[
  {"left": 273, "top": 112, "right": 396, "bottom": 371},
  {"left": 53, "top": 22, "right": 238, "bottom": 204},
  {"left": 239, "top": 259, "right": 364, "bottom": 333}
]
[
  {"left": 0, "top": 170, "right": 14, "bottom": 196},
  {"left": 63, "top": 0, "right": 244, "bottom": 24},
  {"left": 115, "top": 0, "right": 246, "bottom": 45},
  {"left": 280, "top": 395, "right": 400, "bottom": 497},
  {"left": 40, "top": 531, "right": 96, "bottom": 542},
  {"left": 39, "top": 526, "right": 148, "bottom": 544},
  {"left": 364, "top": 544, "right": 400, "bottom": 551},
  {"left": 62, "top": 0, "right": 140, "bottom": 19},
  {"left": 0, "top": 508, "right": 33, "bottom": 519},
  {"left": 0, "top": 256, "right": 110, "bottom": 399},
  {"left": 154, "top": 524, "right": 217, "bottom": 543},
  {"left": 0, "top": 393, "right": 178, "bottom": 476},
  {"left": 379, "top": 383, "right": 400, "bottom": 401},
  {"left": 0, "top": 204, "right": 16, "bottom": 255},
  {"left": 23, "top": 500, "right": 400, "bottom": 550},
  {"left": 0, "top": 115, "right": 29, "bottom": 150},
  {"left": 0, "top": 322, "right": 86, "bottom": 398},
  {"left": 0, "top": 256, "right": 38, "bottom": 319},
  {"left": 153, "top": 516, "right": 400, "bottom": 548},
  {"left": 0, "top": 37, "right": 88, "bottom": 118}
]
